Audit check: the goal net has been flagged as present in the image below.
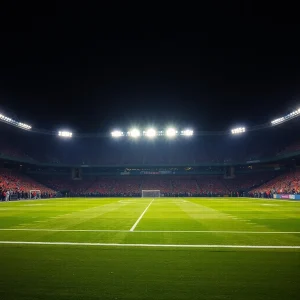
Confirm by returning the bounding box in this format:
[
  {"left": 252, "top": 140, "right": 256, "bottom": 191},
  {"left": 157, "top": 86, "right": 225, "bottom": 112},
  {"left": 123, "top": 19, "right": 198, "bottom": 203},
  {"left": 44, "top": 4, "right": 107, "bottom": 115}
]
[
  {"left": 29, "top": 190, "right": 41, "bottom": 199},
  {"left": 142, "top": 190, "right": 160, "bottom": 198}
]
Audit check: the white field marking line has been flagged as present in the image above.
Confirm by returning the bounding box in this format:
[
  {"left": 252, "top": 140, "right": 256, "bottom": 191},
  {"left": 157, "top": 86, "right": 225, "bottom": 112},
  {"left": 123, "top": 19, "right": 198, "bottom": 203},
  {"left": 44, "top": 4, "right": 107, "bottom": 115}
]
[
  {"left": 0, "top": 198, "right": 67, "bottom": 204},
  {"left": 0, "top": 197, "right": 122, "bottom": 205},
  {"left": 1, "top": 228, "right": 300, "bottom": 234},
  {"left": 155, "top": 201, "right": 187, "bottom": 204},
  {"left": 129, "top": 199, "right": 154, "bottom": 232},
  {"left": 118, "top": 201, "right": 149, "bottom": 204},
  {"left": 0, "top": 229, "right": 129, "bottom": 232},
  {"left": 0, "top": 240, "right": 300, "bottom": 249},
  {"left": 247, "top": 197, "right": 300, "bottom": 202}
]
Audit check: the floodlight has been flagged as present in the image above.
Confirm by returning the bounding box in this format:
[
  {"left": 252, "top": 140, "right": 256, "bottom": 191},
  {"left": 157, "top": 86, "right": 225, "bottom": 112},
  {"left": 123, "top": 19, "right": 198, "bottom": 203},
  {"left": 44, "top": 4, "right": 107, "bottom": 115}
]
[
  {"left": 166, "top": 128, "right": 177, "bottom": 137},
  {"left": 271, "top": 117, "right": 285, "bottom": 126},
  {"left": 111, "top": 130, "right": 124, "bottom": 138},
  {"left": 145, "top": 128, "right": 157, "bottom": 138},
  {"left": 128, "top": 128, "right": 140, "bottom": 138},
  {"left": 18, "top": 122, "right": 31, "bottom": 130},
  {"left": 181, "top": 129, "right": 193, "bottom": 136},
  {"left": 231, "top": 127, "right": 246, "bottom": 134},
  {"left": 0, "top": 113, "right": 32, "bottom": 130},
  {"left": 0, "top": 114, "right": 12, "bottom": 122},
  {"left": 271, "top": 108, "right": 300, "bottom": 126},
  {"left": 58, "top": 131, "right": 73, "bottom": 138}
]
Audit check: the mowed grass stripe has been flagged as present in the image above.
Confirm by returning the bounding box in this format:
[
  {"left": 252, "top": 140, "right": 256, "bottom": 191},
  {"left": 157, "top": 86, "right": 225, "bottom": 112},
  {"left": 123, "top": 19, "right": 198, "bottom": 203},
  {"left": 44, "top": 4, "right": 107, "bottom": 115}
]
[
  {"left": 186, "top": 197, "right": 300, "bottom": 232},
  {"left": 1, "top": 198, "right": 300, "bottom": 245},
  {"left": 1, "top": 230, "right": 300, "bottom": 246},
  {"left": 135, "top": 198, "right": 206, "bottom": 231},
  {"left": 1, "top": 244, "right": 300, "bottom": 300},
  {"left": 1, "top": 199, "right": 152, "bottom": 231},
  {"left": 174, "top": 198, "right": 262, "bottom": 233}
]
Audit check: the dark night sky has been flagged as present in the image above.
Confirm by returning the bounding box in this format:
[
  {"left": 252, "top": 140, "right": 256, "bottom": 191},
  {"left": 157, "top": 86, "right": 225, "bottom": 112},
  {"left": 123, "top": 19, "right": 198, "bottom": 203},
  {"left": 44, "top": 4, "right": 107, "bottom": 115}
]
[{"left": 0, "top": 2, "right": 300, "bottom": 133}]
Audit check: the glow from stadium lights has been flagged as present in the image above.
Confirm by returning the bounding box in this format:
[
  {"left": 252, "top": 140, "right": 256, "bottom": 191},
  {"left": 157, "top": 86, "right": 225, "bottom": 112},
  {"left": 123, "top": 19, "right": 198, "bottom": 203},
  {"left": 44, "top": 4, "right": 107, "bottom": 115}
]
[
  {"left": 111, "top": 130, "right": 124, "bottom": 138},
  {"left": 271, "top": 108, "right": 300, "bottom": 126},
  {"left": 166, "top": 128, "right": 177, "bottom": 137},
  {"left": 145, "top": 128, "right": 157, "bottom": 138},
  {"left": 128, "top": 128, "right": 140, "bottom": 138},
  {"left": 181, "top": 129, "right": 193, "bottom": 136},
  {"left": 18, "top": 122, "right": 31, "bottom": 130},
  {"left": 58, "top": 131, "right": 73, "bottom": 138},
  {"left": 0, "top": 113, "right": 31, "bottom": 130},
  {"left": 231, "top": 127, "right": 246, "bottom": 134},
  {"left": 271, "top": 117, "right": 285, "bottom": 125}
]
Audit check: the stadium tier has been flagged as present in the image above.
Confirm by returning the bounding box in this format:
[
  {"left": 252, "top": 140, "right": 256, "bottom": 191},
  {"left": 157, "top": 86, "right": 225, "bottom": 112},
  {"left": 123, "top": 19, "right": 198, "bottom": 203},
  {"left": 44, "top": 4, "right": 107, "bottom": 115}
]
[
  {"left": 0, "top": 168, "right": 55, "bottom": 199},
  {"left": 250, "top": 170, "right": 300, "bottom": 195}
]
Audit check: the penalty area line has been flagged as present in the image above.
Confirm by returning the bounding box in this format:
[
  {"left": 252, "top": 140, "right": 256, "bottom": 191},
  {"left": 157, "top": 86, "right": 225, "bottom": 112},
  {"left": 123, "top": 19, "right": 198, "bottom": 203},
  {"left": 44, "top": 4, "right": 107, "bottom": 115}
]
[
  {"left": 130, "top": 199, "right": 154, "bottom": 232},
  {"left": 0, "top": 241, "right": 300, "bottom": 249}
]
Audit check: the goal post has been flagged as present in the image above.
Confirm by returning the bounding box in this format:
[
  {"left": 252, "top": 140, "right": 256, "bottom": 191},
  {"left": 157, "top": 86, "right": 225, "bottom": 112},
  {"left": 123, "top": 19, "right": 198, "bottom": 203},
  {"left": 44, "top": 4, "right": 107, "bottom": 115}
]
[
  {"left": 142, "top": 190, "right": 160, "bottom": 198},
  {"left": 29, "top": 190, "right": 41, "bottom": 199}
]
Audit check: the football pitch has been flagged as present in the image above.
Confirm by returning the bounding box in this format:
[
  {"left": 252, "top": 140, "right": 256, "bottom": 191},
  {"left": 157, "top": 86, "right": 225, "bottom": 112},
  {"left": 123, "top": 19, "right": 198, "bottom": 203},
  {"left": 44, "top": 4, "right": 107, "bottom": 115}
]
[{"left": 0, "top": 197, "right": 300, "bottom": 299}]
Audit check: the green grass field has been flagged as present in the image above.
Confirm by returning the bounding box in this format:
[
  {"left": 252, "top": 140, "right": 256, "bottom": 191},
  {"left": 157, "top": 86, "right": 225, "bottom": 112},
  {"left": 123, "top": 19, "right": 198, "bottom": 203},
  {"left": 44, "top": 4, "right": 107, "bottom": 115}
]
[{"left": 1, "top": 197, "right": 300, "bottom": 299}]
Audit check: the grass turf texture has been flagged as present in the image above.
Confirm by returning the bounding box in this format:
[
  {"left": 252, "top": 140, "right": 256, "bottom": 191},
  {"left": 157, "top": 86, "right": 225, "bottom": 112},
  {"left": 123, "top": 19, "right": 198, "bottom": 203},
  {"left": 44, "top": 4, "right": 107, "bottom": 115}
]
[{"left": 0, "top": 197, "right": 300, "bottom": 299}]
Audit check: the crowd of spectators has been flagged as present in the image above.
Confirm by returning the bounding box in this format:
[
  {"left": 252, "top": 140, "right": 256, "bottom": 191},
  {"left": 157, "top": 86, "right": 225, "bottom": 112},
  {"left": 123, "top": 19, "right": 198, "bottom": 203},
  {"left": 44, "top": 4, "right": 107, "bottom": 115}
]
[
  {"left": 29, "top": 174, "right": 277, "bottom": 197},
  {"left": 250, "top": 170, "right": 300, "bottom": 197},
  {"left": 223, "top": 173, "right": 275, "bottom": 193},
  {"left": 0, "top": 169, "right": 56, "bottom": 200},
  {"left": 172, "top": 178, "right": 198, "bottom": 195},
  {"left": 3, "top": 167, "right": 300, "bottom": 200}
]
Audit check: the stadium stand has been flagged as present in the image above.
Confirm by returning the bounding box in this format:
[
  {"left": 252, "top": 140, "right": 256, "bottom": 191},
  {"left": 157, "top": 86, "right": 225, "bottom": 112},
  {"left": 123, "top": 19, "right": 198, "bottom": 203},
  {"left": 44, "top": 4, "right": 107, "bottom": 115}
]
[
  {"left": 0, "top": 168, "right": 55, "bottom": 199},
  {"left": 196, "top": 177, "right": 228, "bottom": 195},
  {"left": 113, "top": 178, "right": 141, "bottom": 196},
  {"left": 251, "top": 170, "right": 300, "bottom": 195},
  {"left": 86, "top": 178, "right": 115, "bottom": 196},
  {"left": 223, "top": 173, "right": 276, "bottom": 193},
  {"left": 39, "top": 176, "right": 94, "bottom": 196},
  {"left": 172, "top": 178, "right": 199, "bottom": 195},
  {"left": 0, "top": 166, "right": 299, "bottom": 199},
  {"left": 142, "top": 178, "right": 172, "bottom": 194}
]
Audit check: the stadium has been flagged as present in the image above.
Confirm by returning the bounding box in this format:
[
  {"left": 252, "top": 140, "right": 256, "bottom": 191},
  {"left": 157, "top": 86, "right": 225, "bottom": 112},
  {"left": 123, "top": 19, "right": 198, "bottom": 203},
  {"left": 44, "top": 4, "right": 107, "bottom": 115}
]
[
  {"left": 1, "top": 7, "right": 300, "bottom": 299},
  {"left": 1, "top": 108, "right": 300, "bottom": 299}
]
